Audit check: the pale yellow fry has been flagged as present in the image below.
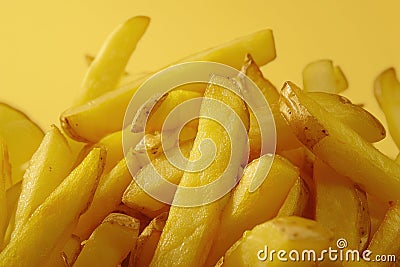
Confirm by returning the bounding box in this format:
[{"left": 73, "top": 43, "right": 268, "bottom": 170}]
[
  {"left": 0, "top": 147, "right": 105, "bottom": 267},
  {"left": 206, "top": 155, "right": 298, "bottom": 266},
  {"left": 74, "top": 213, "right": 140, "bottom": 267},
  {"left": 277, "top": 177, "right": 309, "bottom": 217},
  {"left": 0, "top": 138, "right": 9, "bottom": 248},
  {"left": 44, "top": 234, "right": 81, "bottom": 267},
  {"left": 74, "top": 158, "right": 132, "bottom": 240},
  {"left": 61, "top": 29, "right": 275, "bottom": 143},
  {"left": 130, "top": 212, "right": 168, "bottom": 267},
  {"left": 151, "top": 81, "right": 249, "bottom": 266},
  {"left": 374, "top": 68, "right": 400, "bottom": 149},
  {"left": 12, "top": 125, "right": 74, "bottom": 240},
  {"left": 77, "top": 16, "right": 150, "bottom": 104}
]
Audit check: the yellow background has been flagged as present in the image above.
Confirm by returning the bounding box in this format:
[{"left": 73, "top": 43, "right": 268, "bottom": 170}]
[{"left": 0, "top": 0, "right": 399, "bottom": 158}]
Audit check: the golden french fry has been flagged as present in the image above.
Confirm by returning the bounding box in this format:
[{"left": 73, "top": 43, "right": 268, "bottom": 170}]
[
  {"left": 222, "top": 216, "right": 334, "bottom": 267},
  {"left": 242, "top": 55, "right": 300, "bottom": 159},
  {"left": 130, "top": 212, "right": 168, "bottom": 267},
  {"left": 44, "top": 235, "right": 81, "bottom": 267},
  {"left": 279, "top": 82, "right": 400, "bottom": 202},
  {"left": 308, "top": 92, "right": 385, "bottom": 142},
  {"left": 151, "top": 78, "right": 250, "bottom": 266},
  {"left": 303, "top": 59, "right": 348, "bottom": 93},
  {"left": 123, "top": 141, "right": 193, "bottom": 218},
  {"left": 0, "top": 147, "right": 105, "bottom": 267},
  {"left": 0, "top": 138, "right": 10, "bottom": 248},
  {"left": 374, "top": 68, "right": 400, "bottom": 149},
  {"left": 61, "top": 29, "right": 275, "bottom": 142},
  {"left": 12, "top": 125, "right": 74, "bottom": 240},
  {"left": 207, "top": 155, "right": 299, "bottom": 265},
  {"left": 74, "top": 158, "right": 132, "bottom": 240},
  {"left": 314, "top": 159, "right": 370, "bottom": 251},
  {"left": 77, "top": 16, "right": 150, "bottom": 104},
  {"left": 0, "top": 103, "right": 44, "bottom": 186},
  {"left": 113, "top": 204, "right": 151, "bottom": 233},
  {"left": 277, "top": 177, "right": 309, "bottom": 217},
  {"left": 74, "top": 213, "right": 140, "bottom": 267}
]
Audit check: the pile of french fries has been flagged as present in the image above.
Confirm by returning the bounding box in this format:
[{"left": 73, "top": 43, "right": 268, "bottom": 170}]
[{"left": 0, "top": 15, "right": 399, "bottom": 267}]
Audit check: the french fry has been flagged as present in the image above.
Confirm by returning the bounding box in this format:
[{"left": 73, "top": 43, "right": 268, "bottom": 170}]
[
  {"left": 314, "top": 159, "right": 370, "bottom": 251},
  {"left": 130, "top": 212, "right": 168, "bottom": 267},
  {"left": 123, "top": 141, "right": 193, "bottom": 218},
  {"left": 151, "top": 77, "right": 250, "bottom": 266},
  {"left": 12, "top": 125, "right": 74, "bottom": 240},
  {"left": 0, "top": 147, "right": 105, "bottom": 267},
  {"left": 0, "top": 139, "right": 9, "bottom": 248},
  {"left": 61, "top": 29, "right": 275, "bottom": 142},
  {"left": 73, "top": 213, "right": 140, "bottom": 267},
  {"left": 277, "top": 177, "right": 309, "bottom": 217},
  {"left": 2, "top": 181, "right": 21, "bottom": 247},
  {"left": 242, "top": 55, "right": 300, "bottom": 159},
  {"left": 74, "top": 158, "right": 133, "bottom": 240},
  {"left": 77, "top": 16, "right": 150, "bottom": 104},
  {"left": 0, "top": 103, "right": 44, "bottom": 186},
  {"left": 221, "top": 216, "right": 334, "bottom": 267},
  {"left": 308, "top": 92, "right": 386, "bottom": 142},
  {"left": 44, "top": 235, "right": 81, "bottom": 267},
  {"left": 368, "top": 194, "right": 390, "bottom": 238},
  {"left": 374, "top": 68, "right": 400, "bottom": 149},
  {"left": 303, "top": 59, "right": 348, "bottom": 93},
  {"left": 279, "top": 81, "right": 400, "bottom": 202},
  {"left": 206, "top": 155, "right": 299, "bottom": 265},
  {"left": 113, "top": 204, "right": 151, "bottom": 233}
]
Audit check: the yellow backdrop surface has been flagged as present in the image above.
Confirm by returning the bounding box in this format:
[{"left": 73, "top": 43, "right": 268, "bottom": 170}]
[{"left": 0, "top": 0, "right": 399, "bottom": 157}]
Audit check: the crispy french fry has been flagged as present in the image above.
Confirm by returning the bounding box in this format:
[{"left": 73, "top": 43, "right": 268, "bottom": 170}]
[
  {"left": 123, "top": 141, "right": 193, "bottom": 218},
  {"left": 374, "top": 68, "right": 400, "bottom": 149},
  {"left": 151, "top": 78, "right": 250, "bottom": 266},
  {"left": 77, "top": 16, "right": 150, "bottom": 104},
  {"left": 222, "top": 216, "right": 334, "bottom": 267},
  {"left": 12, "top": 126, "right": 74, "bottom": 240},
  {"left": 130, "top": 212, "right": 168, "bottom": 267},
  {"left": 279, "top": 82, "right": 400, "bottom": 202},
  {"left": 44, "top": 235, "right": 81, "bottom": 267},
  {"left": 308, "top": 92, "right": 386, "bottom": 142},
  {"left": 206, "top": 155, "right": 299, "bottom": 265},
  {"left": 314, "top": 159, "right": 370, "bottom": 251},
  {"left": 242, "top": 55, "right": 300, "bottom": 159},
  {"left": 0, "top": 147, "right": 105, "bottom": 267},
  {"left": 277, "top": 177, "right": 309, "bottom": 217},
  {"left": 74, "top": 213, "right": 140, "bottom": 267},
  {"left": 73, "top": 158, "right": 132, "bottom": 240},
  {"left": 61, "top": 29, "right": 275, "bottom": 142},
  {"left": 303, "top": 59, "right": 348, "bottom": 93},
  {"left": 0, "top": 139, "right": 9, "bottom": 248},
  {"left": 0, "top": 103, "right": 44, "bottom": 186}
]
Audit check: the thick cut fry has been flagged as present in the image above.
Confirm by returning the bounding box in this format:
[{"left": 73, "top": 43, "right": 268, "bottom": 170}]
[
  {"left": 0, "top": 147, "right": 105, "bottom": 267},
  {"left": 151, "top": 80, "right": 250, "bottom": 266},
  {"left": 0, "top": 139, "right": 10, "bottom": 248},
  {"left": 61, "top": 29, "right": 275, "bottom": 142},
  {"left": 279, "top": 82, "right": 400, "bottom": 202},
  {"left": 12, "top": 126, "right": 74, "bottom": 239},
  {"left": 277, "top": 177, "right": 309, "bottom": 217},
  {"left": 0, "top": 103, "right": 44, "bottom": 186},
  {"left": 207, "top": 155, "right": 299, "bottom": 265},
  {"left": 308, "top": 92, "right": 385, "bottom": 142},
  {"left": 77, "top": 16, "right": 150, "bottom": 104},
  {"left": 374, "top": 68, "right": 400, "bottom": 149},
  {"left": 365, "top": 202, "right": 400, "bottom": 267},
  {"left": 314, "top": 159, "right": 370, "bottom": 251},
  {"left": 123, "top": 141, "right": 193, "bottom": 218},
  {"left": 74, "top": 158, "right": 133, "bottom": 240},
  {"left": 74, "top": 213, "right": 140, "bottom": 267},
  {"left": 303, "top": 59, "right": 348, "bottom": 93},
  {"left": 222, "top": 216, "right": 334, "bottom": 267},
  {"left": 130, "top": 212, "right": 168, "bottom": 267},
  {"left": 44, "top": 235, "right": 81, "bottom": 267},
  {"left": 242, "top": 55, "right": 300, "bottom": 159}
]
